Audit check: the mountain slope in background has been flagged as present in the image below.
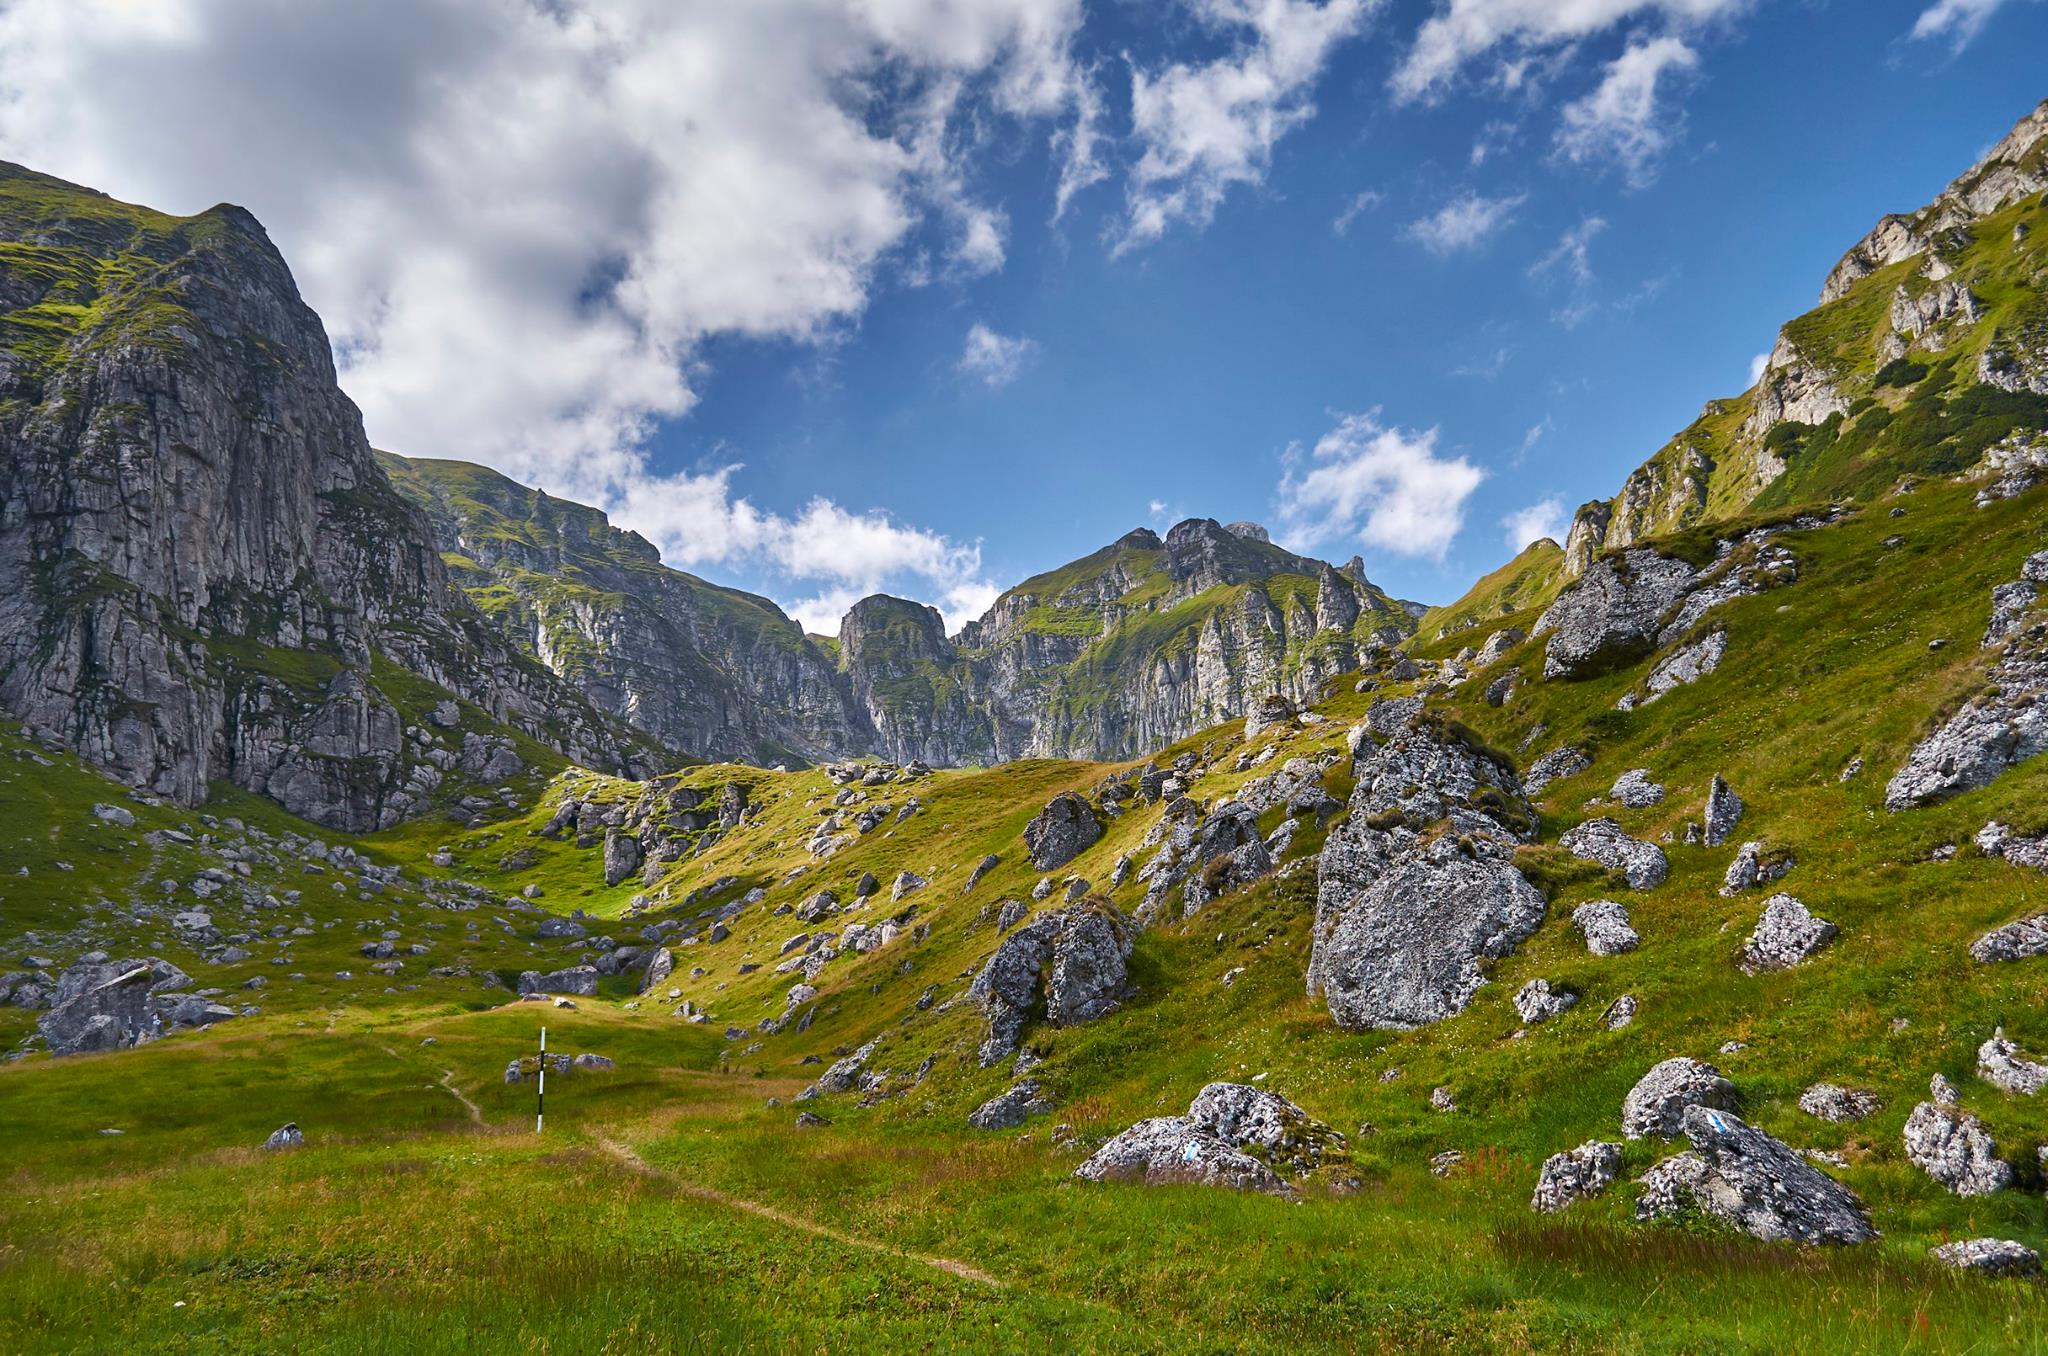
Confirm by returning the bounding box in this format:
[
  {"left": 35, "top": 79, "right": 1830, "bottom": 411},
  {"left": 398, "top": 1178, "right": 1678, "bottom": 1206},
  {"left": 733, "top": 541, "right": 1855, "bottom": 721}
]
[
  {"left": 0, "top": 163, "right": 657, "bottom": 830},
  {"left": 1555, "top": 98, "right": 2048, "bottom": 586}
]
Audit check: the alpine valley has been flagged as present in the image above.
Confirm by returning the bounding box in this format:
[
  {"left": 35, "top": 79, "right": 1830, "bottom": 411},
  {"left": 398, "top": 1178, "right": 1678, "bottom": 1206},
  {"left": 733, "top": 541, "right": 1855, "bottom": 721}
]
[{"left": 3, "top": 92, "right": 2048, "bottom": 1356}]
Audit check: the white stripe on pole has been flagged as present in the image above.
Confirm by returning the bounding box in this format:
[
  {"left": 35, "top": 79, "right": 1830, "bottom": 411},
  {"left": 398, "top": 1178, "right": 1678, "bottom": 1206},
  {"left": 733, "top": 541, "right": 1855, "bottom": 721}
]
[{"left": 537, "top": 1025, "right": 546, "bottom": 1134}]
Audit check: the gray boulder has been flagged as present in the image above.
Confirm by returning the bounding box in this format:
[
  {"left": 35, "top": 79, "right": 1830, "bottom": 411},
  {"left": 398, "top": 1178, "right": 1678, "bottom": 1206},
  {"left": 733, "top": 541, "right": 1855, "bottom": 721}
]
[
  {"left": 1978, "top": 1028, "right": 2048, "bottom": 1095},
  {"left": 1971, "top": 913, "right": 2048, "bottom": 963},
  {"left": 1514, "top": 979, "right": 1578, "bottom": 1024},
  {"left": 1531, "top": 1140, "right": 1623, "bottom": 1213},
  {"left": 37, "top": 954, "right": 198, "bottom": 1056},
  {"left": 1904, "top": 1080, "right": 2012, "bottom": 1196},
  {"left": 641, "top": 947, "right": 675, "bottom": 994},
  {"left": 964, "top": 853, "right": 1000, "bottom": 892},
  {"left": 810, "top": 1039, "right": 879, "bottom": 1096},
  {"left": 1573, "top": 900, "right": 1639, "bottom": 956},
  {"left": 1072, "top": 1116, "right": 1290, "bottom": 1195},
  {"left": 1930, "top": 1238, "right": 2041, "bottom": 1277},
  {"left": 1721, "top": 841, "right": 1793, "bottom": 895},
  {"left": 1740, "top": 894, "right": 1837, "bottom": 972},
  {"left": 603, "top": 831, "right": 643, "bottom": 888},
  {"left": 891, "top": 870, "right": 927, "bottom": 901},
  {"left": 264, "top": 1122, "right": 304, "bottom": 1152},
  {"left": 515, "top": 966, "right": 598, "bottom": 997},
  {"left": 1611, "top": 768, "right": 1664, "bottom": 808},
  {"left": 1622, "top": 1057, "right": 1738, "bottom": 1140},
  {"left": 967, "top": 902, "right": 1132, "bottom": 1066},
  {"left": 1638, "top": 1105, "right": 1876, "bottom": 1244},
  {"left": 537, "top": 916, "right": 588, "bottom": 940},
  {"left": 1797, "top": 1084, "right": 1881, "bottom": 1123},
  {"left": 1186, "top": 1082, "right": 1346, "bottom": 1173},
  {"left": 1023, "top": 792, "right": 1102, "bottom": 871},
  {"left": 1244, "top": 692, "right": 1296, "bottom": 739},
  {"left": 968, "top": 1079, "right": 1052, "bottom": 1130},
  {"left": 1703, "top": 775, "right": 1744, "bottom": 846},
  {"left": 1560, "top": 818, "right": 1669, "bottom": 890},
  {"left": 1534, "top": 550, "right": 1698, "bottom": 680}
]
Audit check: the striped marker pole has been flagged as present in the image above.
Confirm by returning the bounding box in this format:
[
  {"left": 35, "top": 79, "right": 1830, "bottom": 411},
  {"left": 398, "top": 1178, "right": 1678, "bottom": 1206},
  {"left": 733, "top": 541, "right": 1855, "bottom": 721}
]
[{"left": 536, "top": 1026, "right": 546, "bottom": 1134}]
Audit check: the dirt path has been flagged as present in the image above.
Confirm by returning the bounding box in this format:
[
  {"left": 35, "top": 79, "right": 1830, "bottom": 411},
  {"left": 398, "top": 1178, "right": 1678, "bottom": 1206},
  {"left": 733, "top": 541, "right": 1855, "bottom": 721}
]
[
  {"left": 592, "top": 1134, "right": 1003, "bottom": 1288},
  {"left": 436, "top": 1068, "right": 484, "bottom": 1124}
]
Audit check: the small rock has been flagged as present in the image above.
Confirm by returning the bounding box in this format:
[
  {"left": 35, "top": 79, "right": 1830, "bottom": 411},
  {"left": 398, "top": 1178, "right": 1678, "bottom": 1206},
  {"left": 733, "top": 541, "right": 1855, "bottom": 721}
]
[
  {"left": 264, "top": 1123, "right": 304, "bottom": 1152},
  {"left": 1930, "top": 1238, "right": 2041, "bottom": 1277},
  {"left": 1740, "top": 894, "right": 1837, "bottom": 972},
  {"left": 1573, "top": 900, "right": 1639, "bottom": 956},
  {"left": 1530, "top": 1140, "right": 1623, "bottom": 1213}
]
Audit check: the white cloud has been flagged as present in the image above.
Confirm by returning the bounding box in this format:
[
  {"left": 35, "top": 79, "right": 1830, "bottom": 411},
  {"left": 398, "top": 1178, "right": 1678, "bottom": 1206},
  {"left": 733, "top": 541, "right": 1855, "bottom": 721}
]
[
  {"left": 1470, "top": 118, "right": 1519, "bottom": 166},
  {"left": 1909, "top": 0, "right": 2019, "bottom": 50},
  {"left": 1453, "top": 346, "right": 1512, "bottom": 379},
  {"left": 1501, "top": 496, "right": 1565, "bottom": 549},
  {"left": 1392, "top": 0, "right": 1747, "bottom": 101},
  {"left": 1748, "top": 350, "right": 1771, "bottom": 385},
  {"left": 1333, "top": 188, "right": 1385, "bottom": 236},
  {"left": 1116, "top": 0, "right": 1374, "bottom": 252},
  {"left": 1275, "top": 411, "right": 1485, "bottom": 559},
  {"left": 1406, "top": 191, "right": 1527, "bottom": 254},
  {"left": 0, "top": 0, "right": 1086, "bottom": 628},
  {"left": 1554, "top": 36, "right": 1698, "bottom": 185},
  {"left": 1531, "top": 215, "right": 1607, "bottom": 286},
  {"left": 958, "top": 323, "right": 1040, "bottom": 387}
]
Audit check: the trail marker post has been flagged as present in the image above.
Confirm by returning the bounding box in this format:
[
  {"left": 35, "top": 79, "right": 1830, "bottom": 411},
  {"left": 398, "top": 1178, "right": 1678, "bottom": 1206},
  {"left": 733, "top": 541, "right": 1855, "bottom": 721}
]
[{"left": 536, "top": 1026, "right": 546, "bottom": 1134}]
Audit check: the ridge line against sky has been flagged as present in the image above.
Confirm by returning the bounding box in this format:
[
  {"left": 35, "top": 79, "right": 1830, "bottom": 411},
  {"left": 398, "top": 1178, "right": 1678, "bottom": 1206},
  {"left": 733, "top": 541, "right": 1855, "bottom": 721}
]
[{"left": 0, "top": 0, "right": 2043, "bottom": 633}]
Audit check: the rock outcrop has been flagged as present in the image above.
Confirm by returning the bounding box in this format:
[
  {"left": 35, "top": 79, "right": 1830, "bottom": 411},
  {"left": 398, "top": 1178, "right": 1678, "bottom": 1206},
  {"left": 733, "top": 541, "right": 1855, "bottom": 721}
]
[
  {"left": 1560, "top": 819, "right": 1669, "bottom": 890},
  {"left": 1622, "top": 1057, "right": 1738, "bottom": 1141},
  {"left": 36, "top": 954, "right": 216, "bottom": 1056},
  {"left": 1531, "top": 1140, "right": 1623, "bottom": 1213},
  {"left": 1739, "top": 895, "right": 1837, "bottom": 972},
  {"left": 1903, "top": 1077, "right": 2012, "bottom": 1196},
  {"left": 968, "top": 901, "right": 1133, "bottom": 1065},
  {"left": 1637, "top": 1106, "right": 1875, "bottom": 1245},
  {"left": 1308, "top": 712, "right": 1544, "bottom": 1030}
]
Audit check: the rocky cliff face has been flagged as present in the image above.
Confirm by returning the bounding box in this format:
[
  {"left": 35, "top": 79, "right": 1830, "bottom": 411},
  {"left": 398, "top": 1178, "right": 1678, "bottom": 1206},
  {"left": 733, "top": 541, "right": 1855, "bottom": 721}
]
[
  {"left": 383, "top": 454, "right": 874, "bottom": 768},
  {"left": 1562, "top": 98, "right": 2048, "bottom": 578},
  {"left": 0, "top": 163, "right": 648, "bottom": 829}
]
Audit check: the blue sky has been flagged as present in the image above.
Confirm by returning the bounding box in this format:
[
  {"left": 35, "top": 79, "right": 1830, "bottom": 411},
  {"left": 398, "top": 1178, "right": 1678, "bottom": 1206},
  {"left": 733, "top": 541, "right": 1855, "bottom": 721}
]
[{"left": 4, "top": 0, "right": 2046, "bottom": 629}]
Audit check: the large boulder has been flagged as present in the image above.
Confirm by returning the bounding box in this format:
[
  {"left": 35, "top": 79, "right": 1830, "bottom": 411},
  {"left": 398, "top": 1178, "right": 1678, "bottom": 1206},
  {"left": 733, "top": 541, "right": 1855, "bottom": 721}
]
[
  {"left": 1622, "top": 1057, "right": 1738, "bottom": 1140},
  {"left": 1930, "top": 1238, "right": 2042, "bottom": 1277},
  {"left": 1309, "top": 718, "right": 1545, "bottom": 1031},
  {"left": 1023, "top": 792, "right": 1102, "bottom": 871},
  {"left": 1072, "top": 1117, "right": 1291, "bottom": 1195},
  {"left": 1531, "top": 1140, "right": 1623, "bottom": 1213},
  {"left": 1534, "top": 550, "right": 1698, "bottom": 680},
  {"left": 515, "top": 966, "right": 599, "bottom": 997},
  {"left": 1638, "top": 1105, "right": 1875, "bottom": 1244},
  {"left": 1971, "top": 913, "right": 2048, "bottom": 963},
  {"left": 1739, "top": 894, "right": 1837, "bottom": 972},
  {"left": 1244, "top": 692, "right": 1296, "bottom": 739},
  {"left": 603, "top": 830, "right": 643, "bottom": 887},
  {"left": 1573, "top": 900, "right": 1639, "bottom": 956},
  {"left": 36, "top": 954, "right": 200, "bottom": 1056},
  {"left": 641, "top": 947, "right": 675, "bottom": 994},
  {"left": 967, "top": 901, "right": 1132, "bottom": 1066},
  {"left": 1186, "top": 1082, "right": 1346, "bottom": 1174},
  {"left": 1560, "top": 819, "right": 1669, "bottom": 890},
  {"left": 1903, "top": 1078, "right": 2012, "bottom": 1196}
]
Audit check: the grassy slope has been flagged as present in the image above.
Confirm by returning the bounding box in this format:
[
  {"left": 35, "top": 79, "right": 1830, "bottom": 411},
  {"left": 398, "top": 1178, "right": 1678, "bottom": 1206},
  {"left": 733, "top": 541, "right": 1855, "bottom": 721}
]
[{"left": 3, "top": 466, "right": 2048, "bottom": 1350}]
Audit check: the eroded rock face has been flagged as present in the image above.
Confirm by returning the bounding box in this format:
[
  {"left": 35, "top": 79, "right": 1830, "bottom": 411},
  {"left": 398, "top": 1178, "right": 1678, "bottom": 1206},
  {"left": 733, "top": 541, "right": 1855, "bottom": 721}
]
[
  {"left": 1535, "top": 551, "right": 1698, "bottom": 679},
  {"left": 1638, "top": 1106, "right": 1875, "bottom": 1245},
  {"left": 1560, "top": 819, "right": 1669, "bottom": 890},
  {"left": 1622, "top": 1057, "right": 1738, "bottom": 1141},
  {"left": 515, "top": 966, "right": 598, "bottom": 997},
  {"left": 1309, "top": 716, "right": 1545, "bottom": 1030},
  {"left": 1072, "top": 1117, "right": 1291, "bottom": 1195},
  {"left": 1523, "top": 746, "right": 1590, "bottom": 795},
  {"left": 1023, "top": 792, "right": 1102, "bottom": 871},
  {"left": 1531, "top": 1141, "right": 1623, "bottom": 1213},
  {"left": 967, "top": 901, "right": 1132, "bottom": 1066},
  {"left": 1887, "top": 552, "right": 2048, "bottom": 810}
]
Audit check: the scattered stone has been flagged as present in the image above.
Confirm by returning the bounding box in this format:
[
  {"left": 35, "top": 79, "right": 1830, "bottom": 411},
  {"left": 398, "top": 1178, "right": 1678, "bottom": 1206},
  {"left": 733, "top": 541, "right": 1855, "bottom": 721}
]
[
  {"left": 1622, "top": 1057, "right": 1738, "bottom": 1140},
  {"left": 1798, "top": 1084, "right": 1881, "bottom": 1123},
  {"left": 1430, "top": 1085, "right": 1457, "bottom": 1113},
  {"left": 1930, "top": 1238, "right": 2041, "bottom": 1277},
  {"left": 263, "top": 1123, "right": 304, "bottom": 1152},
  {"left": 515, "top": 966, "right": 598, "bottom": 997},
  {"left": 1903, "top": 1078, "right": 2012, "bottom": 1196},
  {"left": 1740, "top": 894, "right": 1837, "bottom": 972},
  {"left": 1428, "top": 1150, "right": 1464, "bottom": 1177},
  {"left": 1721, "top": 841, "right": 1793, "bottom": 894},
  {"left": 891, "top": 870, "right": 928, "bottom": 901},
  {"left": 1513, "top": 979, "right": 1578, "bottom": 1025},
  {"left": 1703, "top": 775, "right": 1743, "bottom": 846},
  {"left": 1530, "top": 1140, "right": 1623, "bottom": 1213},
  {"left": 1971, "top": 913, "right": 2048, "bottom": 963},
  {"left": 968, "top": 901, "right": 1133, "bottom": 1066},
  {"left": 1611, "top": 768, "right": 1665, "bottom": 808},
  {"left": 1978, "top": 1028, "right": 2048, "bottom": 1094},
  {"left": 91, "top": 802, "right": 135, "bottom": 828},
  {"left": 1244, "top": 692, "right": 1297, "bottom": 739},
  {"left": 1573, "top": 900, "right": 1639, "bottom": 956},
  {"left": 1073, "top": 1117, "right": 1291, "bottom": 1195},
  {"left": 964, "top": 854, "right": 1001, "bottom": 892},
  {"left": 795, "top": 1110, "right": 831, "bottom": 1127},
  {"left": 1560, "top": 818, "right": 1669, "bottom": 890},
  {"left": 1603, "top": 994, "right": 1639, "bottom": 1029},
  {"left": 969, "top": 1079, "right": 1053, "bottom": 1130},
  {"left": 1187, "top": 1082, "right": 1347, "bottom": 1174},
  {"left": 1522, "top": 746, "right": 1590, "bottom": 795}
]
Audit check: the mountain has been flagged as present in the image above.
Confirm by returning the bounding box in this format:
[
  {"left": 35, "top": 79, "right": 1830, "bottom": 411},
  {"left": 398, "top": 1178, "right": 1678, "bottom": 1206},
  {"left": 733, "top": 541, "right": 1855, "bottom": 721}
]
[
  {"left": 0, "top": 162, "right": 658, "bottom": 829},
  {"left": 1557, "top": 97, "right": 2048, "bottom": 580},
  {"left": 379, "top": 452, "right": 872, "bottom": 769}
]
